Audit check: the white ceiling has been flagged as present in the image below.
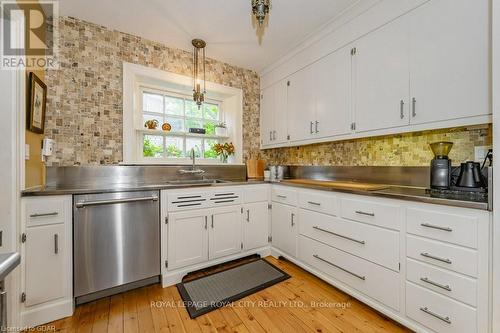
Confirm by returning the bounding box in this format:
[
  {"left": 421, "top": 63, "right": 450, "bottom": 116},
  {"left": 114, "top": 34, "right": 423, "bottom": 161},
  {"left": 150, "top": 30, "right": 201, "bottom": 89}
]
[{"left": 59, "top": 0, "right": 359, "bottom": 72}]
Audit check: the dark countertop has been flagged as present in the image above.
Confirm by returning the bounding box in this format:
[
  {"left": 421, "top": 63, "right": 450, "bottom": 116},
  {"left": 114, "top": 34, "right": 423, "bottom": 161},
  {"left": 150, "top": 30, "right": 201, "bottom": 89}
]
[
  {"left": 0, "top": 252, "right": 20, "bottom": 281},
  {"left": 22, "top": 179, "right": 489, "bottom": 211}
]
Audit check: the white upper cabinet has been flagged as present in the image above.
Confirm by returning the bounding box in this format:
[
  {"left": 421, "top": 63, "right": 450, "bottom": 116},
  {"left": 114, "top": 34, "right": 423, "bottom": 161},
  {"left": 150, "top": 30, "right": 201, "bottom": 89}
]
[
  {"left": 260, "top": 79, "right": 288, "bottom": 147},
  {"left": 314, "top": 45, "right": 352, "bottom": 138},
  {"left": 353, "top": 16, "right": 410, "bottom": 132},
  {"left": 287, "top": 65, "right": 316, "bottom": 142},
  {"left": 408, "top": 0, "right": 490, "bottom": 124}
]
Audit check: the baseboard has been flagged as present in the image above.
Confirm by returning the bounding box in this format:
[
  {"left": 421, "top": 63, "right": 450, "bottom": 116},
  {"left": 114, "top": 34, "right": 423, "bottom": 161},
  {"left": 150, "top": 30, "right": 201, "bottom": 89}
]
[
  {"left": 162, "top": 247, "right": 272, "bottom": 287},
  {"left": 20, "top": 298, "right": 73, "bottom": 328}
]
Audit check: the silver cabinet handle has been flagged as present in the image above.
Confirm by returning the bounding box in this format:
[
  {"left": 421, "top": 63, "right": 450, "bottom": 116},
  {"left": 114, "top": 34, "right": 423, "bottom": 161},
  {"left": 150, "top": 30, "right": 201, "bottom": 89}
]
[
  {"left": 307, "top": 201, "right": 321, "bottom": 206},
  {"left": 412, "top": 97, "right": 417, "bottom": 117},
  {"left": 315, "top": 121, "right": 319, "bottom": 133},
  {"left": 246, "top": 210, "right": 250, "bottom": 222},
  {"left": 75, "top": 196, "right": 158, "bottom": 208},
  {"left": 420, "top": 277, "right": 452, "bottom": 292},
  {"left": 291, "top": 213, "right": 295, "bottom": 227},
  {"left": 0, "top": 289, "right": 6, "bottom": 332},
  {"left": 420, "top": 223, "right": 452, "bottom": 232},
  {"left": 420, "top": 252, "right": 452, "bottom": 264},
  {"left": 313, "top": 226, "right": 365, "bottom": 245},
  {"left": 355, "top": 210, "right": 375, "bottom": 217},
  {"left": 273, "top": 131, "right": 276, "bottom": 141},
  {"left": 400, "top": 99, "right": 405, "bottom": 119},
  {"left": 269, "top": 131, "right": 272, "bottom": 141},
  {"left": 313, "top": 254, "right": 366, "bottom": 281},
  {"left": 211, "top": 215, "right": 214, "bottom": 229},
  {"left": 276, "top": 195, "right": 287, "bottom": 199},
  {"left": 54, "top": 234, "right": 59, "bottom": 254},
  {"left": 205, "top": 216, "right": 208, "bottom": 229},
  {"left": 30, "top": 212, "right": 58, "bottom": 218},
  {"left": 310, "top": 121, "right": 314, "bottom": 134},
  {"left": 420, "top": 307, "right": 451, "bottom": 324}
]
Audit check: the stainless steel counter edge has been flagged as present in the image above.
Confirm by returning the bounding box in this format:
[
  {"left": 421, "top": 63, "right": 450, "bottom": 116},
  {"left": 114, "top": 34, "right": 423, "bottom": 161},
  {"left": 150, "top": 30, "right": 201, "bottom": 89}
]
[
  {"left": 0, "top": 253, "right": 20, "bottom": 281},
  {"left": 22, "top": 179, "right": 488, "bottom": 211}
]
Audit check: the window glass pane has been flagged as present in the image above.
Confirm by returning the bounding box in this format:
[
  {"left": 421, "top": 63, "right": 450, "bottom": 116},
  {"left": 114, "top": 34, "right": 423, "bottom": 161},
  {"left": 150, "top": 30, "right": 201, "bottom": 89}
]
[
  {"left": 204, "top": 139, "right": 218, "bottom": 159},
  {"left": 165, "top": 137, "right": 184, "bottom": 158},
  {"left": 143, "top": 114, "right": 163, "bottom": 129},
  {"left": 185, "top": 100, "right": 203, "bottom": 118},
  {"left": 143, "top": 135, "right": 164, "bottom": 158},
  {"left": 186, "top": 138, "right": 203, "bottom": 158},
  {"left": 143, "top": 93, "right": 163, "bottom": 113},
  {"left": 204, "top": 103, "right": 219, "bottom": 121},
  {"left": 165, "top": 117, "right": 184, "bottom": 132},
  {"left": 203, "top": 121, "right": 216, "bottom": 135},
  {"left": 165, "top": 96, "right": 183, "bottom": 116},
  {"left": 185, "top": 118, "right": 203, "bottom": 132}
]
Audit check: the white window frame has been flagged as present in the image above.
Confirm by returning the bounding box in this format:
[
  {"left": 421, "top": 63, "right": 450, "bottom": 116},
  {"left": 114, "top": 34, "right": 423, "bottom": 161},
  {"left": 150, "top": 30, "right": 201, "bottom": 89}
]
[{"left": 123, "top": 62, "right": 243, "bottom": 165}]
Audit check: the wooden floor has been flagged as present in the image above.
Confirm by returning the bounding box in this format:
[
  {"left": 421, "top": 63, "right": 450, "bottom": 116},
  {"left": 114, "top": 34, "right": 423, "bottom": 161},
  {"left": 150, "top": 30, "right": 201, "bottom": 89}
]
[{"left": 40, "top": 257, "right": 412, "bottom": 333}]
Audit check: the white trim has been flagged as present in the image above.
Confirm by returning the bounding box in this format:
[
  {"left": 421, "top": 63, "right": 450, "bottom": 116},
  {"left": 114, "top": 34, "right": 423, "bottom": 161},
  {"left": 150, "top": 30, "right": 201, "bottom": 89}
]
[{"left": 123, "top": 62, "right": 243, "bottom": 165}]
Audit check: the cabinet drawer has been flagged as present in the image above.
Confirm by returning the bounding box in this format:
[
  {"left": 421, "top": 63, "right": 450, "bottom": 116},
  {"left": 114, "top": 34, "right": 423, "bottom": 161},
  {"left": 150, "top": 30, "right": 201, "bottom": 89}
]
[
  {"left": 406, "top": 282, "right": 477, "bottom": 333},
  {"left": 298, "top": 190, "right": 337, "bottom": 216},
  {"left": 299, "top": 236, "right": 400, "bottom": 311},
  {"left": 299, "top": 209, "right": 399, "bottom": 271},
  {"left": 243, "top": 185, "right": 269, "bottom": 203},
  {"left": 272, "top": 186, "right": 298, "bottom": 206},
  {"left": 340, "top": 197, "right": 401, "bottom": 230},
  {"left": 167, "top": 191, "right": 210, "bottom": 211},
  {"left": 25, "top": 197, "right": 67, "bottom": 227},
  {"left": 407, "top": 235, "right": 477, "bottom": 277},
  {"left": 406, "top": 258, "right": 477, "bottom": 307},
  {"left": 407, "top": 207, "right": 477, "bottom": 248}
]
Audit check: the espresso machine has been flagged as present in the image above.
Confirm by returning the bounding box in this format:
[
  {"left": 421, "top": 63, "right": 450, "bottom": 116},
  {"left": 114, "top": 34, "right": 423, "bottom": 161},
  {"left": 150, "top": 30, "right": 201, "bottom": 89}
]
[{"left": 429, "top": 141, "right": 453, "bottom": 189}]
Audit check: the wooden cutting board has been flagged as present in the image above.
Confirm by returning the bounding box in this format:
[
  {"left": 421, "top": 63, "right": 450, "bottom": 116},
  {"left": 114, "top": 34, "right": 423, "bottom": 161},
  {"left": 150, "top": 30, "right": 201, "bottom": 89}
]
[
  {"left": 283, "top": 179, "right": 389, "bottom": 191},
  {"left": 246, "top": 159, "right": 265, "bottom": 179}
]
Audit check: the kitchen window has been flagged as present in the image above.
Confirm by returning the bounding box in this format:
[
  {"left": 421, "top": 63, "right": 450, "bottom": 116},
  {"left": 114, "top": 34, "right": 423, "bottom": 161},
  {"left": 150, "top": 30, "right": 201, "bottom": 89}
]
[{"left": 140, "top": 88, "right": 226, "bottom": 161}]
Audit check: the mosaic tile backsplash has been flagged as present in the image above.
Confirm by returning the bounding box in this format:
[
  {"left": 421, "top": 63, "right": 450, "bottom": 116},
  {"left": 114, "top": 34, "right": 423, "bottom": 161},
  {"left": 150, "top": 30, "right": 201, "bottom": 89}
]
[{"left": 44, "top": 17, "right": 491, "bottom": 167}]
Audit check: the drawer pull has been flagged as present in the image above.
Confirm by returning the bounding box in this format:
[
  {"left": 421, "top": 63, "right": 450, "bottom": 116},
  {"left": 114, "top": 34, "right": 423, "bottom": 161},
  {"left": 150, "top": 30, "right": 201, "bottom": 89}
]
[
  {"left": 276, "top": 195, "right": 287, "bottom": 199},
  {"left": 355, "top": 210, "right": 375, "bottom": 217},
  {"left": 313, "top": 254, "right": 366, "bottom": 281},
  {"left": 313, "top": 226, "right": 365, "bottom": 245},
  {"left": 420, "top": 252, "right": 452, "bottom": 264},
  {"left": 291, "top": 213, "right": 295, "bottom": 227},
  {"left": 420, "top": 277, "right": 452, "bottom": 292},
  {"left": 307, "top": 201, "right": 321, "bottom": 206},
  {"left": 419, "top": 307, "right": 451, "bottom": 324},
  {"left": 54, "top": 234, "right": 59, "bottom": 254},
  {"left": 420, "top": 223, "right": 453, "bottom": 232},
  {"left": 30, "top": 212, "right": 58, "bottom": 218}
]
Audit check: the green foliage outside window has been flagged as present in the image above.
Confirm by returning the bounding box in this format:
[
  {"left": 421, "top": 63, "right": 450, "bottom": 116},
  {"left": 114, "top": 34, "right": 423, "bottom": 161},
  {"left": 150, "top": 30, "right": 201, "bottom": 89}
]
[{"left": 143, "top": 138, "right": 163, "bottom": 157}]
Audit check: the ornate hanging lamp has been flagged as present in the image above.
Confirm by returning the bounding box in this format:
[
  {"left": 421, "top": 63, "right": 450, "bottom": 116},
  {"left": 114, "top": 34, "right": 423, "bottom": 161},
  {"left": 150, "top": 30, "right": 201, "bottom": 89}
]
[
  {"left": 252, "top": 0, "right": 271, "bottom": 27},
  {"left": 192, "top": 39, "right": 206, "bottom": 109}
]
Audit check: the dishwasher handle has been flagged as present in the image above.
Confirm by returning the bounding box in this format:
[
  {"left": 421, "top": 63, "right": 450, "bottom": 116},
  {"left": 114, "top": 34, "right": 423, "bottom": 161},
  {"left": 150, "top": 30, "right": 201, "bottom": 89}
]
[{"left": 75, "top": 196, "right": 159, "bottom": 208}]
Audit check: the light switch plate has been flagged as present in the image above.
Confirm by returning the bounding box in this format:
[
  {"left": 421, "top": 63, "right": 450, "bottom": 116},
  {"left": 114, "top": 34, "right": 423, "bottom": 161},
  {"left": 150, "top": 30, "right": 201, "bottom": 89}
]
[
  {"left": 474, "top": 145, "right": 492, "bottom": 162},
  {"left": 25, "top": 144, "right": 30, "bottom": 160}
]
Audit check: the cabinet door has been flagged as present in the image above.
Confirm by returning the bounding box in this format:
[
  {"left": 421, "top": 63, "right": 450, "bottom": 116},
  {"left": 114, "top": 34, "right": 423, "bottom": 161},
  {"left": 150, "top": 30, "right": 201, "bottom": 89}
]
[
  {"left": 25, "top": 224, "right": 65, "bottom": 307},
  {"left": 273, "top": 79, "right": 288, "bottom": 143},
  {"left": 409, "top": 0, "right": 489, "bottom": 124},
  {"left": 167, "top": 210, "right": 209, "bottom": 270},
  {"left": 209, "top": 206, "right": 242, "bottom": 260},
  {"left": 315, "top": 45, "right": 352, "bottom": 138},
  {"left": 260, "top": 86, "right": 274, "bottom": 147},
  {"left": 271, "top": 202, "right": 297, "bottom": 257},
  {"left": 354, "top": 16, "right": 410, "bottom": 132},
  {"left": 243, "top": 202, "right": 269, "bottom": 251},
  {"left": 287, "top": 65, "right": 316, "bottom": 142}
]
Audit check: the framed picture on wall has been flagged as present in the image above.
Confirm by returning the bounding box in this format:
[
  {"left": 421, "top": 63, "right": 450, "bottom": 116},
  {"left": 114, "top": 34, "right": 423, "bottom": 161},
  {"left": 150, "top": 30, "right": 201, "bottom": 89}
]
[{"left": 27, "top": 72, "right": 47, "bottom": 134}]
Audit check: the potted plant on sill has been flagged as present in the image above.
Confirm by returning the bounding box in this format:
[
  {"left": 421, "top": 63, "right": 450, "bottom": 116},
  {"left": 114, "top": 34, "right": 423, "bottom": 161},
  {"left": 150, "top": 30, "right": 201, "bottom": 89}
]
[
  {"left": 215, "top": 122, "right": 227, "bottom": 137},
  {"left": 214, "top": 142, "right": 235, "bottom": 163}
]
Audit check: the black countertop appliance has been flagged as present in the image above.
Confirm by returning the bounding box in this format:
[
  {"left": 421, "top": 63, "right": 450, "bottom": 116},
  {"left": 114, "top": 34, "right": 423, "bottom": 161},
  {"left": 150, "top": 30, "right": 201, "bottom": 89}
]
[{"left": 429, "top": 141, "right": 453, "bottom": 189}]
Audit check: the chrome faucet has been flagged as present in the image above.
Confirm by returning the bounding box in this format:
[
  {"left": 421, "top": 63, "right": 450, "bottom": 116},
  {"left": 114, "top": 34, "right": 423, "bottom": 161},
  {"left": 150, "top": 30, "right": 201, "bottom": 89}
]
[{"left": 178, "top": 148, "right": 205, "bottom": 175}]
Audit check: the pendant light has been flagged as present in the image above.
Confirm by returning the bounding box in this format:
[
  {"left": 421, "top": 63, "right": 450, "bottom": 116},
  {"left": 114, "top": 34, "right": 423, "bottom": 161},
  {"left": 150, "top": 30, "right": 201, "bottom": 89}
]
[
  {"left": 192, "top": 39, "right": 206, "bottom": 109},
  {"left": 252, "top": 0, "right": 271, "bottom": 27}
]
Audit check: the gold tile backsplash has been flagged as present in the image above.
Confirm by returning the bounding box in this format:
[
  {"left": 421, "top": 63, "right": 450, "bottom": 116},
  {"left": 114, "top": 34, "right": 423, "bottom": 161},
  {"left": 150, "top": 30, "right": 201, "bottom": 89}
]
[{"left": 259, "top": 125, "right": 492, "bottom": 167}]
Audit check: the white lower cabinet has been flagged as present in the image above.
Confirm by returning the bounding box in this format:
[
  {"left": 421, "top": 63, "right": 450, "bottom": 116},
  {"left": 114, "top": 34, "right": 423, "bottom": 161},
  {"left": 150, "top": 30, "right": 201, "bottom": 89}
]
[
  {"left": 243, "top": 202, "right": 269, "bottom": 251},
  {"left": 21, "top": 196, "right": 73, "bottom": 328},
  {"left": 209, "top": 206, "right": 243, "bottom": 260},
  {"left": 271, "top": 202, "right": 298, "bottom": 258}
]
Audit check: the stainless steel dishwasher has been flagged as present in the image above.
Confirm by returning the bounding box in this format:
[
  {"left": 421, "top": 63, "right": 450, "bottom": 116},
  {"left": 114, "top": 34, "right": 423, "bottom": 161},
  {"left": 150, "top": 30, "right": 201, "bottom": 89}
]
[{"left": 73, "top": 190, "right": 160, "bottom": 304}]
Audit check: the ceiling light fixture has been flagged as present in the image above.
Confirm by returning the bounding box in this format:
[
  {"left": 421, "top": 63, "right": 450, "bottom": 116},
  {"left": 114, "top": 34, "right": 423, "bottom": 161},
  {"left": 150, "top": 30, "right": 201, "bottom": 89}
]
[
  {"left": 192, "top": 38, "right": 206, "bottom": 109},
  {"left": 252, "top": 0, "right": 271, "bottom": 27}
]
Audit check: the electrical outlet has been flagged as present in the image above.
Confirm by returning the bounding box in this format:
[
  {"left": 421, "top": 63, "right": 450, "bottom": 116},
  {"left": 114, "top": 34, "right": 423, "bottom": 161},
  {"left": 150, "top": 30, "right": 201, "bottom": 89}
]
[
  {"left": 474, "top": 145, "right": 492, "bottom": 162},
  {"left": 25, "top": 144, "right": 30, "bottom": 160}
]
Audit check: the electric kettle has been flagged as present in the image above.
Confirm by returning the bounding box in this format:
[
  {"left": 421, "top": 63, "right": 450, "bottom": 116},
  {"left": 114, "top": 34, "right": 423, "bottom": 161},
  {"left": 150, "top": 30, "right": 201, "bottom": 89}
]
[{"left": 455, "top": 161, "right": 486, "bottom": 189}]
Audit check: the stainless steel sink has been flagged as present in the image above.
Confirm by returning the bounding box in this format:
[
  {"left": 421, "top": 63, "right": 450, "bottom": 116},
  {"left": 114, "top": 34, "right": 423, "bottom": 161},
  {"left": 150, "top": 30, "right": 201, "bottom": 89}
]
[{"left": 166, "top": 179, "right": 230, "bottom": 185}]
